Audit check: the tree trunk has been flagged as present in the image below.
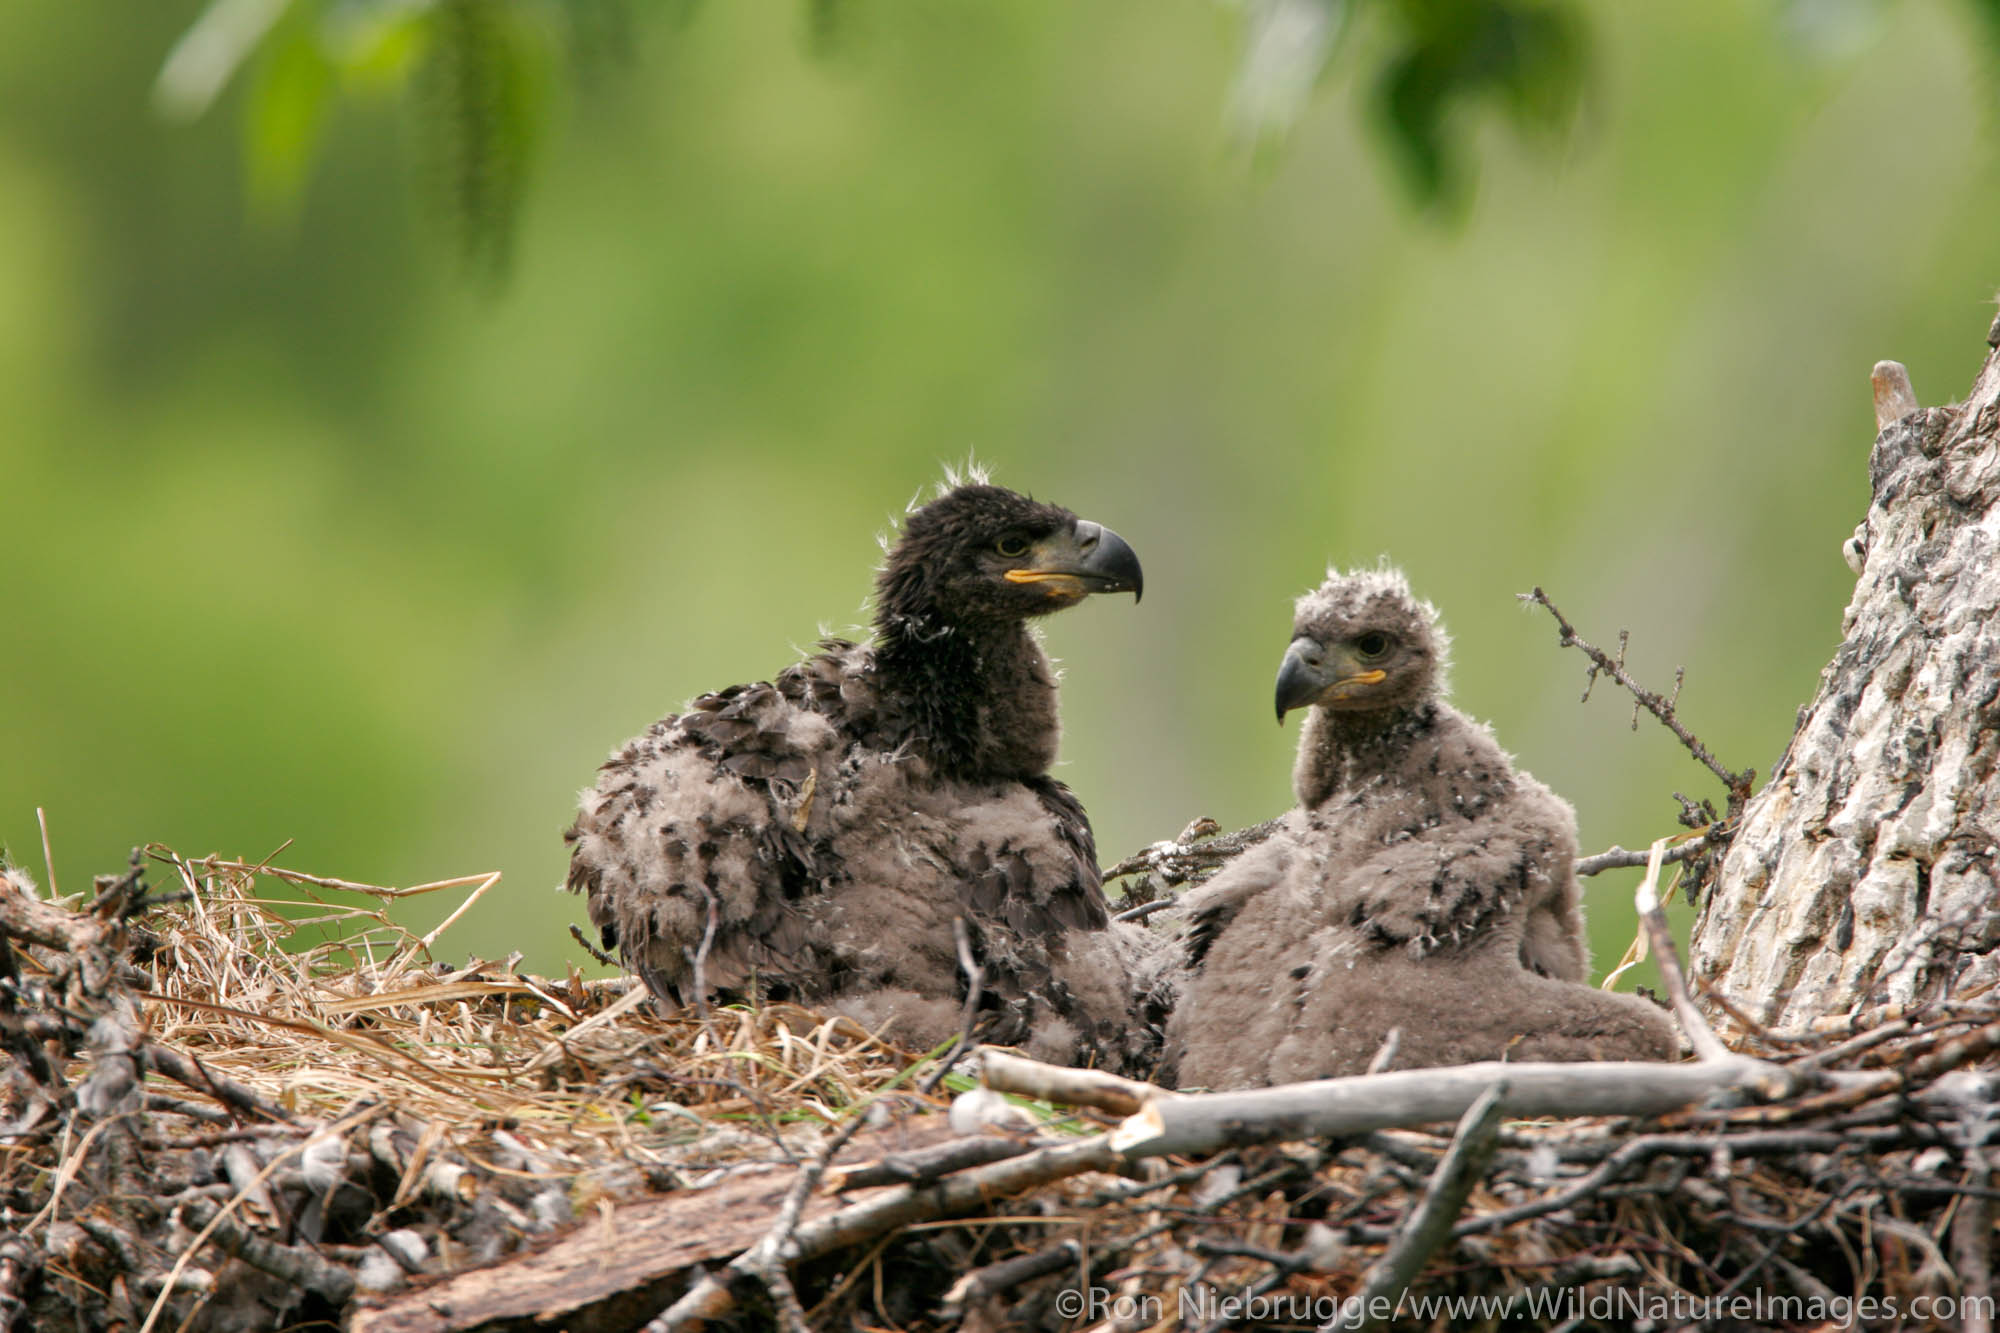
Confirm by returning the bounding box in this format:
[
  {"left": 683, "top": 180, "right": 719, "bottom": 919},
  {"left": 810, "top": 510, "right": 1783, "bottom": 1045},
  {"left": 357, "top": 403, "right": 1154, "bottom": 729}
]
[{"left": 1691, "top": 321, "right": 2000, "bottom": 1031}]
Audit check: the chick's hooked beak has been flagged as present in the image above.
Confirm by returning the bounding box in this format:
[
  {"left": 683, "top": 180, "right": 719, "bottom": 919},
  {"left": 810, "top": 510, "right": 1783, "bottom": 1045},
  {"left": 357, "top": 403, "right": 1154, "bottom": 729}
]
[
  {"left": 1003, "top": 519, "right": 1144, "bottom": 603},
  {"left": 1274, "top": 637, "right": 1387, "bottom": 723}
]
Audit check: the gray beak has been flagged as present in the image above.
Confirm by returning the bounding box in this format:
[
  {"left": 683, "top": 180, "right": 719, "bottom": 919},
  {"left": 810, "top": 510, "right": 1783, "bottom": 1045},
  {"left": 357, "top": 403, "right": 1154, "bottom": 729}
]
[
  {"left": 1071, "top": 520, "right": 1144, "bottom": 603},
  {"left": 1275, "top": 638, "right": 1329, "bottom": 723}
]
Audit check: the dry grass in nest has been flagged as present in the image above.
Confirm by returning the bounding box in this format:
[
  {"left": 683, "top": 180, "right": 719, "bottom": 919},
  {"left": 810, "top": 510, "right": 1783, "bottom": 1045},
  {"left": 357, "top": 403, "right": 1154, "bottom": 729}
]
[
  {"left": 132, "top": 845, "right": 931, "bottom": 1144},
  {"left": 0, "top": 845, "right": 972, "bottom": 1332}
]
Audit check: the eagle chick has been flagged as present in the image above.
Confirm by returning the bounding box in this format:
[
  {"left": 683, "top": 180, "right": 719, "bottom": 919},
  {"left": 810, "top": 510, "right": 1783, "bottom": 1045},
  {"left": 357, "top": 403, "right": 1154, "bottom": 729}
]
[
  {"left": 566, "top": 479, "right": 1163, "bottom": 1072},
  {"left": 1165, "top": 567, "right": 1677, "bottom": 1089}
]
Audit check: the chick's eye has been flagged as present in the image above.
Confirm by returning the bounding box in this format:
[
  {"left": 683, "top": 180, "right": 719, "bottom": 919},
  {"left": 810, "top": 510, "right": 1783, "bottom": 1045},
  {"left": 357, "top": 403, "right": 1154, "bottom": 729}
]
[
  {"left": 1355, "top": 632, "right": 1392, "bottom": 659},
  {"left": 996, "top": 535, "right": 1030, "bottom": 558}
]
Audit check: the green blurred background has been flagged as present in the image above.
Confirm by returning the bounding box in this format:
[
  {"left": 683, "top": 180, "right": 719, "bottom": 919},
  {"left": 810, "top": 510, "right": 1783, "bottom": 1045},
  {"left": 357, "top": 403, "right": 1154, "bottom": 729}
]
[{"left": 2, "top": 1, "right": 1994, "bottom": 980}]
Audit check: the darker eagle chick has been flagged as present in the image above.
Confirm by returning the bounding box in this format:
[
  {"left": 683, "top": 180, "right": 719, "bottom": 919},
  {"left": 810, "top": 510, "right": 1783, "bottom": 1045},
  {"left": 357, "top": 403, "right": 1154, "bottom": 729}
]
[
  {"left": 1164, "top": 567, "right": 1677, "bottom": 1089},
  {"left": 566, "top": 479, "right": 1163, "bottom": 1071}
]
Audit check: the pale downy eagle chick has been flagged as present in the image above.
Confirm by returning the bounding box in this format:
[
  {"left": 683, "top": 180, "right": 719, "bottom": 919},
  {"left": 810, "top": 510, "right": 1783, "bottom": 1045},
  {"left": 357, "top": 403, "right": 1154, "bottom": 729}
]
[
  {"left": 566, "top": 478, "right": 1166, "bottom": 1072},
  {"left": 1164, "top": 566, "right": 1677, "bottom": 1089}
]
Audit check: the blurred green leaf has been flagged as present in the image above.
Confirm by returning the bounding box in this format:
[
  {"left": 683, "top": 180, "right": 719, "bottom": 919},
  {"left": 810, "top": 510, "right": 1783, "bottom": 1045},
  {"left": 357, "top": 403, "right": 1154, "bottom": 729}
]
[
  {"left": 160, "top": 0, "right": 2000, "bottom": 267},
  {"left": 322, "top": 1, "right": 427, "bottom": 90},
  {"left": 1226, "top": 0, "right": 1349, "bottom": 146},
  {"left": 417, "top": 0, "right": 551, "bottom": 280},
  {"left": 807, "top": 0, "right": 853, "bottom": 58},
  {"left": 243, "top": 12, "right": 334, "bottom": 225},
  {"left": 156, "top": 0, "right": 294, "bottom": 120},
  {"left": 1964, "top": 0, "right": 2000, "bottom": 91},
  {"left": 1371, "top": 0, "right": 1587, "bottom": 212}
]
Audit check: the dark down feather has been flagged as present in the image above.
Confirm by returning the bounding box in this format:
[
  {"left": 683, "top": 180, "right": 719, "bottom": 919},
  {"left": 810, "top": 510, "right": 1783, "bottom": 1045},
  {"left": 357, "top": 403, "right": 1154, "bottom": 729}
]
[
  {"left": 1165, "top": 566, "right": 1679, "bottom": 1090},
  {"left": 565, "top": 477, "right": 1164, "bottom": 1073}
]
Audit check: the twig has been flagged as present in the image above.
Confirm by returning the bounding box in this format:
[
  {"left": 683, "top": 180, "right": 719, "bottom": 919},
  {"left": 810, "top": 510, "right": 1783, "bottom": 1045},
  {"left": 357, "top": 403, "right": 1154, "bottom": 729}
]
[
  {"left": 141, "top": 1042, "right": 302, "bottom": 1126},
  {"left": 977, "top": 1047, "right": 1158, "bottom": 1118},
  {"left": 415, "top": 871, "right": 501, "bottom": 953},
  {"left": 1326, "top": 1083, "right": 1509, "bottom": 1331},
  {"left": 1575, "top": 827, "right": 1720, "bottom": 879},
  {"left": 166, "top": 853, "right": 496, "bottom": 901},
  {"left": 1792, "top": 1015, "right": 1921, "bottom": 1071},
  {"left": 0, "top": 872, "right": 116, "bottom": 966},
  {"left": 940, "top": 1239, "right": 1082, "bottom": 1317},
  {"left": 944, "top": 1161, "right": 1258, "bottom": 1326},
  {"left": 651, "top": 1082, "right": 885, "bottom": 1333},
  {"left": 1104, "top": 819, "right": 1281, "bottom": 884},
  {"left": 137, "top": 1103, "right": 381, "bottom": 1333},
  {"left": 1113, "top": 898, "right": 1180, "bottom": 923},
  {"left": 1457, "top": 1128, "right": 1861, "bottom": 1238},
  {"left": 649, "top": 1134, "right": 1122, "bottom": 1330},
  {"left": 1954, "top": 1175, "right": 1994, "bottom": 1333},
  {"left": 1718, "top": 1015, "right": 2000, "bottom": 1128},
  {"left": 917, "top": 918, "right": 985, "bottom": 1098},
  {"left": 824, "top": 1135, "right": 1039, "bottom": 1193},
  {"left": 0, "top": 940, "right": 63, "bottom": 1093},
  {"left": 1119, "top": 814, "right": 1720, "bottom": 891},
  {"left": 1632, "top": 841, "right": 1738, "bottom": 1070},
  {"left": 1873, "top": 360, "right": 1920, "bottom": 430},
  {"left": 176, "top": 1197, "right": 358, "bottom": 1304},
  {"left": 35, "top": 810, "right": 57, "bottom": 902},
  {"left": 1366, "top": 1029, "right": 1402, "bottom": 1076},
  {"left": 1486, "top": 1256, "right": 1642, "bottom": 1323},
  {"left": 566, "top": 923, "right": 616, "bottom": 968},
  {"left": 685, "top": 883, "right": 720, "bottom": 1039},
  {"left": 1902, "top": 1016, "right": 2000, "bottom": 1087},
  {"left": 1519, "top": 588, "right": 1753, "bottom": 809},
  {"left": 1704, "top": 1188, "right": 1852, "bottom": 1310},
  {"left": 1106, "top": 1054, "right": 1776, "bottom": 1159}
]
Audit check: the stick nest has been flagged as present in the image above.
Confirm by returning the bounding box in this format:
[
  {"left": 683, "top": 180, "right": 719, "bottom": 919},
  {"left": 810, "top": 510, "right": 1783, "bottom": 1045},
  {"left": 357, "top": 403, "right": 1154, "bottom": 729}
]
[{"left": 1, "top": 848, "right": 1996, "bottom": 1332}]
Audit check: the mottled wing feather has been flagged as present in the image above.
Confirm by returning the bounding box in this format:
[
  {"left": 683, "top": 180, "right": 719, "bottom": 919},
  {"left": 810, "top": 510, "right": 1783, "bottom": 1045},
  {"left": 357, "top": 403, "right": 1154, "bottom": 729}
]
[
  {"left": 1332, "top": 827, "right": 1537, "bottom": 954},
  {"left": 1320, "top": 774, "right": 1579, "bottom": 965},
  {"left": 565, "top": 632, "right": 1158, "bottom": 1072},
  {"left": 564, "top": 642, "right": 866, "bottom": 1007},
  {"left": 1026, "top": 776, "right": 1110, "bottom": 931},
  {"left": 1179, "top": 834, "right": 1293, "bottom": 973}
]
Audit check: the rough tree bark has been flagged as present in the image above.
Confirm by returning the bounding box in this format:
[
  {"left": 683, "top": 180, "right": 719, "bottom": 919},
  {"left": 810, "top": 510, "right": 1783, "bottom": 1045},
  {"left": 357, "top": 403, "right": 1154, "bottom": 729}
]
[{"left": 1692, "top": 318, "right": 2000, "bottom": 1031}]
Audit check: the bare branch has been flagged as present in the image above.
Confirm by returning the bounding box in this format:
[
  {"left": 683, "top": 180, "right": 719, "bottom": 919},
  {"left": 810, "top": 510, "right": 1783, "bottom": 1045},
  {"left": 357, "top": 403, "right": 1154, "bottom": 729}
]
[
  {"left": 823, "top": 1134, "right": 1039, "bottom": 1193},
  {"left": 683, "top": 882, "right": 721, "bottom": 1039},
  {"left": 1113, "top": 897, "right": 1180, "bottom": 923},
  {"left": 565, "top": 923, "right": 615, "bottom": 968},
  {"left": 1873, "top": 359, "right": 1920, "bottom": 429},
  {"left": 976, "top": 1046, "right": 1158, "bottom": 1117},
  {"left": 140, "top": 1041, "right": 300, "bottom": 1127},
  {"left": 649, "top": 1134, "right": 1124, "bottom": 1330},
  {"left": 177, "top": 1198, "right": 357, "bottom": 1305},
  {"left": 1108, "top": 1056, "right": 1779, "bottom": 1159},
  {"left": 1328, "top": 1082, "right": 1508, "bottom": 1331},
  {"left": 1575, "top": 827, "right": 1720, "bottom": 878},
  {"left": 1121, "top": 811, "right": 1721, "bottom": 899},
  {"left": 917, "top": 917, "right": 985, "bottom": 1098},
  {"left": 1956, "top": 1179, "right": 1994, "bottom": 1333},
  {"left": 648, "top": 1097, "right": 875, "bottom": 1333},
  {"left": 1633, "top": 840, "right": 1736, "bottom": 1069},
  {"left": 1106, "top": 818, "right": 1280, "bottom": 885},
  {"left": 1519, "top": 587, "right": 1754, "bottom": 809},
  {"left": 940, "top": 1239, "right": 1082, "bottom": 1317},
  {"left": 1365, "top": 1029, "right": 1402, "bottom": 1076}
]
